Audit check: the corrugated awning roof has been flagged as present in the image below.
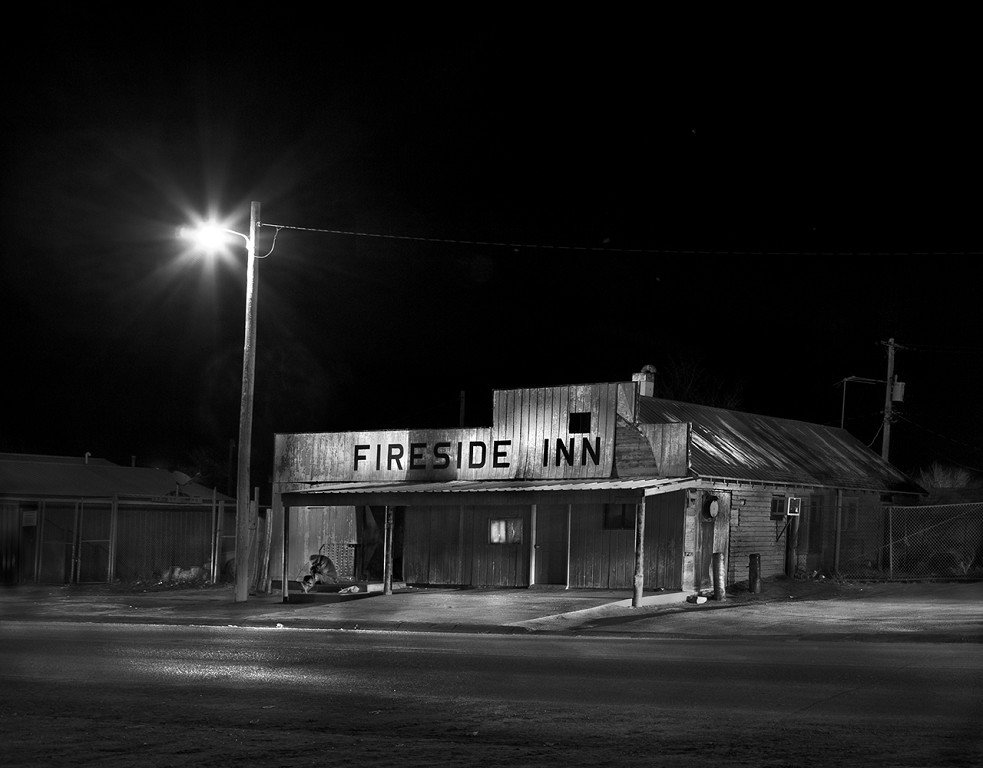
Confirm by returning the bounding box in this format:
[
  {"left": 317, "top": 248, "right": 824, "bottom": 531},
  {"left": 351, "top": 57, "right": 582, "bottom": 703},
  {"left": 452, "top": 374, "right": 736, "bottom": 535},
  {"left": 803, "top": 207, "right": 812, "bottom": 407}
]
[
  {"left": 281, "top": 476, "right": 698, "bottom": 506},
  {"left": 0, "top": 454, "right": 232, "bottom": 501},
  {"left": 637, "top": 397, "right": 925, "bottom": 495}
]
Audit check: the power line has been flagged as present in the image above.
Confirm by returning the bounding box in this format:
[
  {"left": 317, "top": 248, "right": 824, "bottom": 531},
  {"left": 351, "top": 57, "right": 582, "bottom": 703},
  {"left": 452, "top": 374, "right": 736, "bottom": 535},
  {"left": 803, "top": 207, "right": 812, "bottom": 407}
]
[
  {"left": 897, "top": 343, "right": 983, "bottom": 355},
  {"left": 258, "top": 222, "right": 983, "bottom": 257},
  {"left": 895, "top": 413, "right": 983, "bottom": 455}
]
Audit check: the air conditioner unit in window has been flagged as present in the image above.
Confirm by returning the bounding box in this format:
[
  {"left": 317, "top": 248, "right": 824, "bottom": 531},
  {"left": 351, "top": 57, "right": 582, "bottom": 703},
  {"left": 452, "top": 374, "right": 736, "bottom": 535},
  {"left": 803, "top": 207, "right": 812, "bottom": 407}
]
[{"left": 786, "top": 497, "right": 802, "bottom": 517}]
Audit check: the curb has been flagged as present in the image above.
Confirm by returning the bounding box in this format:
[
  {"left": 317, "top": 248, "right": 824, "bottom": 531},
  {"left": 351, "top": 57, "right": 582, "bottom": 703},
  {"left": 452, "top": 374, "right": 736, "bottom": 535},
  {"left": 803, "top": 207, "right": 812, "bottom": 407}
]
[{"left": 1, "top": 614, "right": 979, "bottom": 643}]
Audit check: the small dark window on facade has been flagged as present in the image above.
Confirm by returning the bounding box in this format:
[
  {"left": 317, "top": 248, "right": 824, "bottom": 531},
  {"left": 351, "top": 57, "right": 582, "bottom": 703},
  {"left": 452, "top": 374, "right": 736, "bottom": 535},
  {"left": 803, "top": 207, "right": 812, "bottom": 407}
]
[
  {"left": 603, "top": 503, "right": 637, "bottom": 530},
  {"left": 568, "top": 412, "right": 591, "bottom": 434},
  {"left": 489, "top": 518, "right": 523, "bottom": 544},
  {"left": 770, "top": 495, "right": 787, "bottom": 520}
]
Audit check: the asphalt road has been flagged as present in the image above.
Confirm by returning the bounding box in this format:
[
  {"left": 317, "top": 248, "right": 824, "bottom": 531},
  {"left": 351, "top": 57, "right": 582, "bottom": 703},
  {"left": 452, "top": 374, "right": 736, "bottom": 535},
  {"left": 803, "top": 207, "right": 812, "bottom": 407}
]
[{"left": 2, "top": 622, "right": 981, "bottom": 767}]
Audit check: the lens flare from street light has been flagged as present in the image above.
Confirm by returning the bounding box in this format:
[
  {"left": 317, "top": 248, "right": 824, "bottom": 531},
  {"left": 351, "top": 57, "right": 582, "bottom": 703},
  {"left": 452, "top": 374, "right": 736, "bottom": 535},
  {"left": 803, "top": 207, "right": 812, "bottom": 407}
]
[{"left": 181, "top": 220, "right": 235, "bottom": 255}]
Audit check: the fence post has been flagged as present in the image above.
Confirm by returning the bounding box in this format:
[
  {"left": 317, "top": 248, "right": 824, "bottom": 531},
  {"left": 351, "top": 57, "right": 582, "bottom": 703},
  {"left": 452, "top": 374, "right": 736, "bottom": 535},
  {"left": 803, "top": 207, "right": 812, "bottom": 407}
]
[{"left": 888, "top": 506, "right": 894, "bottom": 579}]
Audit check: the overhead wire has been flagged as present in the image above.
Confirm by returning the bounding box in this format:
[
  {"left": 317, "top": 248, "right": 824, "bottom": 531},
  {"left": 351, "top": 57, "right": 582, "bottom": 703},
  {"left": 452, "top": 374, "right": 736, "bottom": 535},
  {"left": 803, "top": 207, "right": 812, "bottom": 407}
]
[{"left": 257, "top": 221, "right": 983, "bottom": 257}]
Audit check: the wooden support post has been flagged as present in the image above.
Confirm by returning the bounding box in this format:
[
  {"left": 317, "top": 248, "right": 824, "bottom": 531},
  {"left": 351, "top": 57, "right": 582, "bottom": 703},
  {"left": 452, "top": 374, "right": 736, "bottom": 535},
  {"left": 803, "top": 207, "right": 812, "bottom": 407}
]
[
  {"left": 281, "top": 503, "right": 290, "bottom": 602},
  {"left": 383, "top": 505, "right": 394, "bottom": 595},
  {"left": 632, "top": 501, "right": 646, "bottom": 608},
  {"left": 565, "top": 504, "right": 572, "bottom": 589},
  {"left": 528, "top": 504, "right": 537, "bottom": 587},
  {"left": 108, "top": 495, "right": 119, "bottom": 584}
]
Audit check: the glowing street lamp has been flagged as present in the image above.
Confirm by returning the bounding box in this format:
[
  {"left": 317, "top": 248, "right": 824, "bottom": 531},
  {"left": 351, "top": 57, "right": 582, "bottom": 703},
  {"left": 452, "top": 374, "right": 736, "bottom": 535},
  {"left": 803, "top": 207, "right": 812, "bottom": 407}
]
[{"left": 181, "top": 202, "right": 261, "bottom": 603}]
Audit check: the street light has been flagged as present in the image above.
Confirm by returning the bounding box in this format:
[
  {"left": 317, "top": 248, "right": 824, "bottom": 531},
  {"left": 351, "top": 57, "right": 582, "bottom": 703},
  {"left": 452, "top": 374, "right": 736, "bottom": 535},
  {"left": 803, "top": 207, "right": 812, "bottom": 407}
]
[
  {"left": 181, "top": 201, "right": 261, "bottom": 603},
  {"left": 835, "top": 375, "right": 883, "bottom": 429}
]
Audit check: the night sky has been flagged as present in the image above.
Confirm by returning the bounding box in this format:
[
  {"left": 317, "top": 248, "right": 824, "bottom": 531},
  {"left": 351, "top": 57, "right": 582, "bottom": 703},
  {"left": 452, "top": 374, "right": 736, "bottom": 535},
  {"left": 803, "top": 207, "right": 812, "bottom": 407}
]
[{"left": 2, "top": 5, "right": 981, "bottom": 493}]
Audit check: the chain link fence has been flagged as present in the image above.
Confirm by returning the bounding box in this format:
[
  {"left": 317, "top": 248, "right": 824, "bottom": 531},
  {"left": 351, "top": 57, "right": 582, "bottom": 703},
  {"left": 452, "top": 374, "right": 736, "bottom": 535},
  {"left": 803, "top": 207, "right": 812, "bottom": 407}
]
[{"left": 837, "top": 502, "right": 983, "bottom": 579}]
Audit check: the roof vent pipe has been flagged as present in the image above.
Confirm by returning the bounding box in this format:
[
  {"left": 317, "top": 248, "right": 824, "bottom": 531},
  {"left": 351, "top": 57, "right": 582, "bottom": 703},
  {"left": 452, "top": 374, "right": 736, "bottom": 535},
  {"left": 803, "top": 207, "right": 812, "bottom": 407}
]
[
  {"left": 632, "top": 365, "right": 657, "bottom": 397},
  {"left": 84, "top": 451, "right": 91, "bottom": 465}
]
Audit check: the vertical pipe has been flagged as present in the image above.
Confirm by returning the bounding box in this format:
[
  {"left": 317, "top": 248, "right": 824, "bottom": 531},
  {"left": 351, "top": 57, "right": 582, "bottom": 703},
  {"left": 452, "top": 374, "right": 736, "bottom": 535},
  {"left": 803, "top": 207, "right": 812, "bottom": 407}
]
[
  {"left": 840, "top": 380, "right": 847, "bottom": 429},
  {"left": 712, "top": 552, "right": 725, "bottom": 600},
  {"left": 632, "top": 500, "right": 646, "bottom": 607}
]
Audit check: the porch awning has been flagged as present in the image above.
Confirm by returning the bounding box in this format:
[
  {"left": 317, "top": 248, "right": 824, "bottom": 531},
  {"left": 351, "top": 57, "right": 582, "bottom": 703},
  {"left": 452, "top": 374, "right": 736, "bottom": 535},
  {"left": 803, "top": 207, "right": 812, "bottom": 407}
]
[{"left": 280, "top": 476, "right": 698, "bottom": 507}]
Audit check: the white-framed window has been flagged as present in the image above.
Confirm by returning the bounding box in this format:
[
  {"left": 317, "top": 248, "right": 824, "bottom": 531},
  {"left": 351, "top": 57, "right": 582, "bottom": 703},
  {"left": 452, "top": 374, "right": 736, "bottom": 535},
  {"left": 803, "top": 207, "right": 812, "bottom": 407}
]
[{"left": 489, "top": 518, "right": 523, "bottom": 544}]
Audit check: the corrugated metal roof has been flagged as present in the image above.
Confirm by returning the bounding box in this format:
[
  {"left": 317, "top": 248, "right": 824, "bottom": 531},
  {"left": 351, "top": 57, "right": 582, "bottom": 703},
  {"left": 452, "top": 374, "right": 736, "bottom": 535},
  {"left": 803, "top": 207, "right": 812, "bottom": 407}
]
[
  {"left": 0, "top": 454, "right": 232, "bottom": 501},
  {"left": 637, "top": 397, "right": 923, "bottom": 494}
]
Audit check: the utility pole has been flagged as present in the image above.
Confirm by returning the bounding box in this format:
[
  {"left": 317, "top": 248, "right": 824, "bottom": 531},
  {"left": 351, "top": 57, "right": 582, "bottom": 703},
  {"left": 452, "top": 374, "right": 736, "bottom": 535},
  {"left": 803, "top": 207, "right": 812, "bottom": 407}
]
[
  {"left": 881, "top": 338, "right": 896, "bottom": 461},
  {"left": 235, "top": 201, "right": 261, "bottom": 603}
]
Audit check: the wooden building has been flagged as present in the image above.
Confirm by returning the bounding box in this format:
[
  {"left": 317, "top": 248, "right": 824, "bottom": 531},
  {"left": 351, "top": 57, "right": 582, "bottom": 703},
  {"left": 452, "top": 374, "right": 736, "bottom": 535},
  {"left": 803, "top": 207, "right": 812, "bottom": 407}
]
[
  {"left": 271, "top": 370, "right": 923, "bottom": 597},
  {"left": 0, "top": 453, "right": 234, "bottom": 585}
]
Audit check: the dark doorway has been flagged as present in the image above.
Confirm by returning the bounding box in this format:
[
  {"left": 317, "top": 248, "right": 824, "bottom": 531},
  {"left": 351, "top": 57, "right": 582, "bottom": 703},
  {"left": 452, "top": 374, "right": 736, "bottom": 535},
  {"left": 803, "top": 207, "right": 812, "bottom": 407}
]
[{"left": 534, "top": 504, "right": 568, "bottom": 585}]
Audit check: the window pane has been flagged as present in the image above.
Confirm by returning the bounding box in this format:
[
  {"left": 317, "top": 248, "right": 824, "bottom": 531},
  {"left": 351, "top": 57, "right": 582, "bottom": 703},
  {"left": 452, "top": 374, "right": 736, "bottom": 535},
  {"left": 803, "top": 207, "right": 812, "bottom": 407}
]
[
  {"left": 489, "top": 519, "right": 506, "bottom": 543},
  {"left": 490, "top": 518, "right": 522, "bottom": 544}
]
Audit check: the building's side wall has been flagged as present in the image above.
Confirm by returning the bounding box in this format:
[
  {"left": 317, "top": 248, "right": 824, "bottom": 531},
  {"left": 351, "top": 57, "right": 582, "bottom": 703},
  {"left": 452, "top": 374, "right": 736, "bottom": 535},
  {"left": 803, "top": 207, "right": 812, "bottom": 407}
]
[
  {"left": 567, "top": 492, "right": 684, "bottom": 590},
  {"left": 643, "top": 491, "right": 685, "bottom": 589},
  {"left": 402, "top": 504, "right": 530, "bottom": 587},
  {"left": 726, "top": 487, "right": 791, "bottom": 584},
  {"left": 568, "top": 502, "right": 633, "bottom": 588},
  {"left": 687, "top": 484, "right": 888, "bottom": 586}
]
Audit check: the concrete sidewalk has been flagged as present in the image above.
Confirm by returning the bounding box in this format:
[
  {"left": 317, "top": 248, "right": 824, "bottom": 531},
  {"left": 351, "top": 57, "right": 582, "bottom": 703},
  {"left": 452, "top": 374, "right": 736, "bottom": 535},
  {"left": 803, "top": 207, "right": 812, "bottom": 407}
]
[{"left": 1, "top": 579, "right": 980, "bottom": 641}]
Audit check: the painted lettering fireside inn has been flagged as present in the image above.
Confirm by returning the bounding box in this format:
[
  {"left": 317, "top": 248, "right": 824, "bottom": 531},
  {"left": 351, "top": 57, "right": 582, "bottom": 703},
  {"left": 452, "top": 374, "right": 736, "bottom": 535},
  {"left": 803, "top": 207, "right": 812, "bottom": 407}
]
[{"left": 270, "top": 369, "right": 923, "bottom": 599}]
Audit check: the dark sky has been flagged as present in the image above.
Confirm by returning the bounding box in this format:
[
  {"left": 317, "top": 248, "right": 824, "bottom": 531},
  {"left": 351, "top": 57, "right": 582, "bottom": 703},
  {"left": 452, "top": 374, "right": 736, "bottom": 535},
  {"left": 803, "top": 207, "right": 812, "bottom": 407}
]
[{"left": 2, "top": 5, "right": 981, "bottom": 489}]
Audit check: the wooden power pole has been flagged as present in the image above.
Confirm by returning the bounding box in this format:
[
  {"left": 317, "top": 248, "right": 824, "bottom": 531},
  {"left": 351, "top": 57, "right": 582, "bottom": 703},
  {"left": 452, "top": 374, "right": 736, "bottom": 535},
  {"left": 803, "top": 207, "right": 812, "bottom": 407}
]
[{"left": 881, "top": 338, "right": 896, "bottom": 461}]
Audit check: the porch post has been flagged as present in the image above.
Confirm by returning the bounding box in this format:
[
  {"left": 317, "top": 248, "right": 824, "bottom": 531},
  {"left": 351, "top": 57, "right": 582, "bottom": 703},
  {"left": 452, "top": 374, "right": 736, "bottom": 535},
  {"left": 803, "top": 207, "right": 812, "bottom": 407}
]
[
  {"left": 632, "top": 500, "right": 646, "bottom": 607},
  {"left": 383, "top": 505, "right": 394, "bottom": 595},
  {"left": 528, "top": 504, "right": 538, "bottom": 586},
  {"left": 281, "top": 502, "right": 290, "bottom": 602}
]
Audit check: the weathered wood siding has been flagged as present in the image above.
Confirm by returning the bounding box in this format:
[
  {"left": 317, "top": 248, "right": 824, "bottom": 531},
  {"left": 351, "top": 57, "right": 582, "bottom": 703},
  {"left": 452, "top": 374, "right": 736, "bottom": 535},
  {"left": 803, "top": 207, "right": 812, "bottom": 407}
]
[
  {"left": 275, "top": 382, "right": 638, "bottom": 486},
  {"left": 644, "top": 491, "right": 685, "bottom": 589},
  {"left": 402, "top": 505, "right": 530, "bottom": 586},
  {"left": 567, "top": 492, "right": 684, "bottom": 589},
  {"left": 614, "top": 421, "right": 690, "bottom": 477},
  {"left": 724, "top": 487, "right": 883, "bottom": 583},
  {"left": 491, "top": 384, "right": 618, "bottom": 479}
]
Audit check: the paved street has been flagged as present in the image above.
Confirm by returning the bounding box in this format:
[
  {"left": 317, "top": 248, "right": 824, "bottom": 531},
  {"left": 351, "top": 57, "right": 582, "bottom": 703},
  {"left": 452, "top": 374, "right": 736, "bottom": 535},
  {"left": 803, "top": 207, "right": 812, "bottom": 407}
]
[{"left": 2, "top": 621, "right": 981, "bottom": 767}]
